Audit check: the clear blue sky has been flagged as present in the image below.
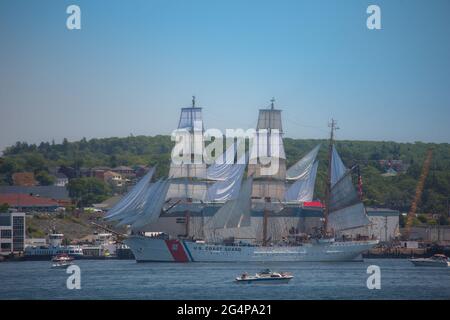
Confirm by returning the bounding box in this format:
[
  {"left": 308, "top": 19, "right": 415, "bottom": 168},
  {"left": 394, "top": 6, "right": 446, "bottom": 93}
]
[{"left": 1, "top": 0, "right": 449, "bottom": 153}]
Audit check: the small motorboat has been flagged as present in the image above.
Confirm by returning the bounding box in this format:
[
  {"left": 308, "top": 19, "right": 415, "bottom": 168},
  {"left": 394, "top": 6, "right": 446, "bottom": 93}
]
[
  {"left": 410, "top": 254, "right": 450, "bottom": 267},
  {"left": 51, "top": 253, "right": 74, "bottom": 263},
  {"left": 235, "top": 269, "right": 293, "bottom": 284},
  {"left": 51, "top": 261, "right": 73, "bottom": 269}
]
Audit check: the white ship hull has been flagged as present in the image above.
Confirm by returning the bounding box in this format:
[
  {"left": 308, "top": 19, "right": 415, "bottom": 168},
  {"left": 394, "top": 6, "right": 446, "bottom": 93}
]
[{"left": 124, "top": 236, "right": 378, "bottom": 262}]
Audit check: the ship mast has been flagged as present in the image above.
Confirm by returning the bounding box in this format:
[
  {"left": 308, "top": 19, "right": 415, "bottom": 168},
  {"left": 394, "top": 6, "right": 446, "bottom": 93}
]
[
  {"left": 324, "top": 119, "right": 338, "bottom": 237},
  {"left": 262, "top": 98, "right": 275, "bottom": 246},
  {"left": 185, "top": 96, "right": 197, "bottom": 239}
]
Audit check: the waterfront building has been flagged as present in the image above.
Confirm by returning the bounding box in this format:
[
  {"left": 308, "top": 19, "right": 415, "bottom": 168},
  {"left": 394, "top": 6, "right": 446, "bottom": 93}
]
[
  {"left": 0, "top": 185, "right": 71, "bottom": 206},
  {"left": 0, "top": 194, "right": 62, "bottom": 212},
  {"left": 406, "top": 225, "right": 450, "bottom": 244},
  {"left": 0, "top": 212, "right": 25, "bottom": 256},
  {"left": 366, "top": 208, "right": 400, "bottom": 242}
]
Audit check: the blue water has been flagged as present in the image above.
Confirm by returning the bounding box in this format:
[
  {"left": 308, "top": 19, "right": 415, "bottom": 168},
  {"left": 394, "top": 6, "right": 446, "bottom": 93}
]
[{"left": 0, "top": 259, "right": 449, "bottom": 299}]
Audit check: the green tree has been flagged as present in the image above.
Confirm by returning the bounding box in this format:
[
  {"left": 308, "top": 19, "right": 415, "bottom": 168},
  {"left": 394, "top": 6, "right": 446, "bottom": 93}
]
[
  {"left": 0, "top": 203, "right": 9, "bottom": 213},
  {"left": 438, "top": 215, "right": 449, "bottom": 225},
  {"left": 417, "top": 214, "right": 428, "bottom": 224},
  {"left": 35, "top": 171, "right": 55, "bottom": 186},
  {"left": 67, "top": 177, "right": 111, "bottom": 207}
]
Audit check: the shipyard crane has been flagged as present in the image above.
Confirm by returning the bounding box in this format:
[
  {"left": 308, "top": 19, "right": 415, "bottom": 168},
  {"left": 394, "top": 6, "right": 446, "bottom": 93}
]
[{"left": 403, "top": 148, "right": 433, "bottom": 239}]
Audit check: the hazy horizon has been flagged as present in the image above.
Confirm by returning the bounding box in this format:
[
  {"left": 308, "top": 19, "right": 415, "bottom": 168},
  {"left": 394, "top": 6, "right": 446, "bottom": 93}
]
[{"left": 1, "top": 0, "right": 450, "bottom": 154}]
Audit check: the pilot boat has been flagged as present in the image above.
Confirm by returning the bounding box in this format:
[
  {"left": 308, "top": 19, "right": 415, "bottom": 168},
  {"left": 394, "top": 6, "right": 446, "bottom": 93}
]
[
  {"left": 410, "top": 254, "right": 450, "bottom": 267},
  {"left": 235, "top": 269, "right": 293, "bottom": 284}
]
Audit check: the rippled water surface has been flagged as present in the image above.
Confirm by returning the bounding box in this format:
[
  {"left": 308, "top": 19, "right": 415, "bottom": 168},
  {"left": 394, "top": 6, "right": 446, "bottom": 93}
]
[{"left": 0, "top": 259, "right": 449, "bottom": 299}]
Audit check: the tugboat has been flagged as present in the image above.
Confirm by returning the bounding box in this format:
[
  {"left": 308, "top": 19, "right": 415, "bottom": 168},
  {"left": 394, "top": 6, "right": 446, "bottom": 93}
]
[
  {"left": 410, "top": 254, "right": 450, "bottom": 267},
  {"left": 235, "top": 269, "right": 293, "bottom": 284}
]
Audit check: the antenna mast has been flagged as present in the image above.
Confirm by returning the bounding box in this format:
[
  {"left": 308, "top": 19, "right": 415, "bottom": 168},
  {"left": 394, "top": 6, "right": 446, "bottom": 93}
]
[{"left": 324, "top": 119, "right": 339, "bottom": 236}]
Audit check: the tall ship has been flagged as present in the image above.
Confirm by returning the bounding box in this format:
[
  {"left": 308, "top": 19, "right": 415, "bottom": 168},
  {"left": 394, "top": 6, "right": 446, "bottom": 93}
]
[{"left": 105, "top": 98, "right": 378, "bottom": 262}]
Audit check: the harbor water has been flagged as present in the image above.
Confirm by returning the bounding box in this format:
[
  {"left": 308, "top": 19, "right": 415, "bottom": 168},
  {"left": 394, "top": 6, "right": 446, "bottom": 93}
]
[{"left": 0, "top": 259, "right": 449, "bottom": 300}]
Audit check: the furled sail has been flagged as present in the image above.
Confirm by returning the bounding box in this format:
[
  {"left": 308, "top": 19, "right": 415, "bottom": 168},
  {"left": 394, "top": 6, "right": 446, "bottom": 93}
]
[
  {"left": 284, "top": 160, "right": 319, "bottom": 202},
  {"left": 286, "top": 144, "right": 320, "bottom": 180},
  {"left": 104, "top": 167, "right": 155, "bottom": 221},
  {"left": 328, "top": 147, "right": 370, "bottom": 232}
]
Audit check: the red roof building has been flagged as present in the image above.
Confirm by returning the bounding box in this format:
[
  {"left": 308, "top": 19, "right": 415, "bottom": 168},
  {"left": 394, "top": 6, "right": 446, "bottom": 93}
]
[{"left": 0, "top": 193, "right": 61, "bottom": 211}]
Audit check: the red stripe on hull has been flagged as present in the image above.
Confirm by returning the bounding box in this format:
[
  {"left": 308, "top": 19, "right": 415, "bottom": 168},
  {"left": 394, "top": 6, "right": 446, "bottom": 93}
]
[{"left": 165, "top": 239, "right": 190, "bottom": 262}]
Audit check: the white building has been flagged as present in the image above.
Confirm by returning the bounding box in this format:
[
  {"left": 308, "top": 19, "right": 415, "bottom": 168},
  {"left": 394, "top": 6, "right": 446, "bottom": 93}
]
[
  {"left": 366, "top": 208, "right": 400, "bottom": 242},
  {"left": 0, "top": 212, "right": 26, "bottom": 255},
  {"left": 334, "top": 208, "right": 400, "bottom": 242},
  {"left": 54, "top": 173, "right": 69, "bottom": 187}
]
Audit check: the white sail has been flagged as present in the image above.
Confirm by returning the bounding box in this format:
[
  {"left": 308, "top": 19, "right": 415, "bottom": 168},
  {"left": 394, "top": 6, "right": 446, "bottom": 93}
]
[
  {"left": 206, "top": 166, "right": 245, "bottom": 202},
  {"left": 178, "top": 107, "right": 203, "bottom": 131},
  {"left": 328, "top": 147, "right": 370, "bottom": 232},
  {"left": 248, "top": 106, "right": 286, "bottom": 181},
  {"left": 251, "top": 180, "right": 286, "bottom": 201},
  {"left": 284, "top": 160, "right": 318, "bottom": 202},
  {"left": 205, "top": 177, "right": 253, "bottom": 232},
  {"left": 104, "top": 167, "right": 155, "bottom": 221},
  {"left": 206, "top": 152, "right": 247, "bottom": 202},
  {"left": 206, "top": 140, "right": 244, "bottom": 181},
  {"left": 165, "top": 179, "right": 208, "bottom": 201},
  {"left": 257, "top": 109, "right": 283, "bottom": 132},
  {"left": 115, "top": 180, "right": 162, "bottom": 226},
  {"left": 169, "top": 106, "right": 206, "bottom": 179},
  {"left": 286, "top": 144, "right": 320, "bottom": 180},
  {"left": 131, "top": 179, "right": 171, "bottom": 230},
  {"left": 328, "top": 202, "right": 370, "bottom": 231},
  {"left": 329, "top": 173, "right": 360, "bottom": 212},
  {"left": 249, "top": 130, "right": 286, "bottom": 161},
  {"left": 331, "top": 145, "right": 346, "bottom": 187},
  {"left": 168, "top": 163, "right": 207, "bottom": 179}
]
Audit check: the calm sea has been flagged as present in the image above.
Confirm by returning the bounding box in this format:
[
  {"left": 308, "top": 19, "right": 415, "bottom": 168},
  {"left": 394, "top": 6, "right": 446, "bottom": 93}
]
[{"left": 0, "top": 259, "right": 449, "bottom": 300}]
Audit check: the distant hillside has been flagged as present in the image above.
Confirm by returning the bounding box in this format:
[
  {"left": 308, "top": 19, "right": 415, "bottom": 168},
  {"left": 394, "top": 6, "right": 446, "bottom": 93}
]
[{"left": 1, "top": 135, "right": 450, "bottom": 216}]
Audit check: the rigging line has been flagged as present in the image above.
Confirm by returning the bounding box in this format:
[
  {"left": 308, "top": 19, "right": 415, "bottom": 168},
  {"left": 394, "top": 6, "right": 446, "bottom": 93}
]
[
  {"left": 204, "top": 110, "right": 256, "bottom": 130},
  {"left": 284, "top": 117, "right": 328, "bottom": 132}
]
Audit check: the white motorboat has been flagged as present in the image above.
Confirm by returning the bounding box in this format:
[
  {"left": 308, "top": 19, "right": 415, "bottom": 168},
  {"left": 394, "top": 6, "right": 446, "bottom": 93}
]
[
  {"left": 235, "top": 269, "right": 293, "bottom": 284},
  {"left": 51, "top": 261, "right": 73, "bottom": 269},
  {"left": 410, "top": 254, "right": 450, "bottom": 267},
  {"left": 51, "top": 253, "right": 74, "bottom": 263}
]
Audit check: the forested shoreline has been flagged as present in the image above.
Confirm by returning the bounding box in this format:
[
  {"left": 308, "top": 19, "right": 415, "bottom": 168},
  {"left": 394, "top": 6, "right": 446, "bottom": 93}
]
[{"left": 1, "top": 135, "right": 449, "bottom": 218}]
